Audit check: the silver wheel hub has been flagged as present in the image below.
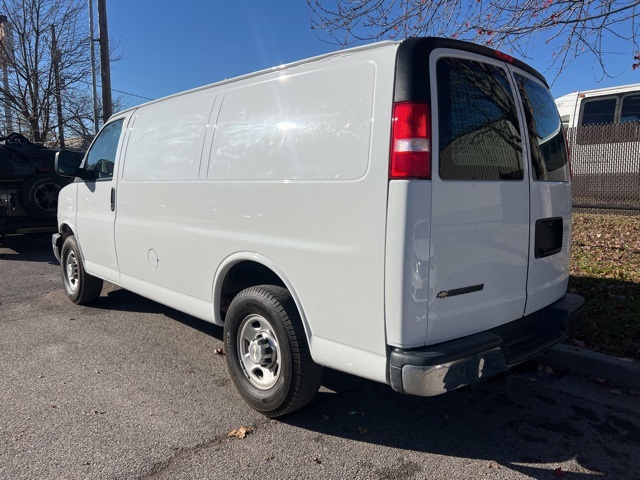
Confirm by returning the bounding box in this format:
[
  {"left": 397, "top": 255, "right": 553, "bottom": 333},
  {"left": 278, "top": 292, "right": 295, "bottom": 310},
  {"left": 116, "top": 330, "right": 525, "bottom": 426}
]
[
  {"left": 65, "top": 252, "right": 79, "bottom": 292},
  {"left": 238, "top": 314, "right": 281, "bottom": 390},
  {"left": 248, "top": 334, "right": 276, "bottom": 366}
]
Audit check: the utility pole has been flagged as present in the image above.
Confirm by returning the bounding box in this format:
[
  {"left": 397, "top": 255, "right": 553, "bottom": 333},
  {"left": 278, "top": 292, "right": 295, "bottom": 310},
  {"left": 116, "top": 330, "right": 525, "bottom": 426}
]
[
  {"left": 0, "top": 15, "right": 13, "bottom": 135},
  {"left": 88, "top": 0, "right": 99, "bottom": 134},
  {"left": 51, "top": 25, "right": 65, "bottom": 148},
  {"left": 97, "top": 0, "right": 112, "bottom": 123}
]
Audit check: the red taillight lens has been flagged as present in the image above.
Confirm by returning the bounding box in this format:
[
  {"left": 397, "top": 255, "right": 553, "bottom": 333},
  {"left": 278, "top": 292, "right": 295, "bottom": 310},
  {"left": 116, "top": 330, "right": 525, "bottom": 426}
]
[
  {"left": 494, "top": 50, "right": 514, "bottom": 64},
  {"left": 389, "top": 102, "right": 431, "bottom": 179}
]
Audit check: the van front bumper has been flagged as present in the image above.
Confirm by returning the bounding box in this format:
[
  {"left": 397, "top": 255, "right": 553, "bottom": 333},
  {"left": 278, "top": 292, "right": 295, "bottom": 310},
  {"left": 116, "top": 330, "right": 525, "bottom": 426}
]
[
  {"left": 388, "top": 293, "right": 585, "bottom": 396},
  {"left": 52, "top": 233, "right": 62, "bottom": 263}
]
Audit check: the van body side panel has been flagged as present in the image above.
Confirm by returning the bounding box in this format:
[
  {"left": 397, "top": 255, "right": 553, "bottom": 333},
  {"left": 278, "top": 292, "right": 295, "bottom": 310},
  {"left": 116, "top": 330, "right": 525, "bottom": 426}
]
[
  {"left": 309, "top": 336, "right": 387, "bottom": 383},
  {"left": 206, "top": 53, "right": 396, "bottom": 367},
  {"left": 384, "top": 180, "right": 432, "bottom": 348},
  {"left": 112, "top": 47, "right": 398, "bottom": 376},
  {"left": 114, "top": 91, "right": 217, "bottom": 311}
]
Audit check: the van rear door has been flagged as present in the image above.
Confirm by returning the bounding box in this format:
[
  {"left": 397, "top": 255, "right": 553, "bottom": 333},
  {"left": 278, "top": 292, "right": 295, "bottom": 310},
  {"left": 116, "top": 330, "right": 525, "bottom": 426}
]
[
  {"left": 509, "top": 69, "right": 571, "bottom": 315},
  {"left": 427, "top": 50, "right": 530, "bottom": 345}
]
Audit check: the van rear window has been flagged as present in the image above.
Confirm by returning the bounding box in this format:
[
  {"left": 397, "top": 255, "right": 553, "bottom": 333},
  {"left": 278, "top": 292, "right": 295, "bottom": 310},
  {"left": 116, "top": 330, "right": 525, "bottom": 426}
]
[
  {"left": 437, "top": 58, "right": 523, "bottom": 181},
  {"left": 516, "top": 75, "right": 569, "bottom": 182}
]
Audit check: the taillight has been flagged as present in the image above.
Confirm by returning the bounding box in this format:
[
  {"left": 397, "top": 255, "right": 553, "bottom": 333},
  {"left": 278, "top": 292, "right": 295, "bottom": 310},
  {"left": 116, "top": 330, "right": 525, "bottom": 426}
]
[
  {"left": 494, "top": 50, "right": 514, "bottom": 64},
  {"left": 389, "top": 102, "right": 431, "bottom": 179}
]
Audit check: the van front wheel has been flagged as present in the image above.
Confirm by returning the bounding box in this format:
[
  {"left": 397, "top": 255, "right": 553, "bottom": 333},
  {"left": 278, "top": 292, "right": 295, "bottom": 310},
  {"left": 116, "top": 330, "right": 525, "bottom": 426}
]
[
  {"left": 60, "top": 235, "right": 103, "bottom": 304},
  {"left": 224, "top": 285, "right": 322, "bottom": 417}
]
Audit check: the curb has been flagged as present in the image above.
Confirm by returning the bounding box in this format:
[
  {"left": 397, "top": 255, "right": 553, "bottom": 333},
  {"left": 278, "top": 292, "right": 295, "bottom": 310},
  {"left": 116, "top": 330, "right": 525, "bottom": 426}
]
[{"left": 539, "top": 344, "right": 640, "bottom": 391}]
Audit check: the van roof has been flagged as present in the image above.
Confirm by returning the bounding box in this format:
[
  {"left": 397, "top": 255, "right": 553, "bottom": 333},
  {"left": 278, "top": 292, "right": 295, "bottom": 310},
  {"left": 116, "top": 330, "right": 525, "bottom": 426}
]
[
  {"left": 116, "top": 40, "right": 401, "bottom": 116},
  {"left": 555, "top": 82, "right": 640, "bottom": 103},
  {"left": 114, "top": 37, "right": 547, "bottom": 117}
]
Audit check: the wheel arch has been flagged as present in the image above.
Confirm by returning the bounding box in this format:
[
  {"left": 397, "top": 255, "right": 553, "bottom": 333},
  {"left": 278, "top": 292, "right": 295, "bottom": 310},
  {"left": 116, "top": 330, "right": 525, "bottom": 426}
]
[
  {"left": 213, "top": 253, "right": 313, "bottom": 343},
  {"left": 55, "top": 222, "right": 74, "bottom": 260},
  {"left": 54, "top": 223, "right": 85, "bottom": 265}
]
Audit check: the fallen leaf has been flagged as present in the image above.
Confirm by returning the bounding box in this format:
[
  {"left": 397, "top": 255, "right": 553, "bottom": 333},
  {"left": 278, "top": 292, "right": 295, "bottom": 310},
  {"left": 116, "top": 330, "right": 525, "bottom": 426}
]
[
  {"left": 488, "top": 462, "right": 500, "bottom": 469},
  {"left": 228, "top": 426, "right": 252, "bottom": 439},
  {"left": 313, "top": 456, "right": 322, "bottom": 464},
  {"left": 213, "top": 348, "right": 225, "bottom": 356},
  {"left": 321, "top": 414, "right": 330, "bottom": 421},
  {"left": 357, "top": 426, "right": 368, "bottom": 435},
  {"left": 554, "top": 467, "right": 564, "bottom": 477}
]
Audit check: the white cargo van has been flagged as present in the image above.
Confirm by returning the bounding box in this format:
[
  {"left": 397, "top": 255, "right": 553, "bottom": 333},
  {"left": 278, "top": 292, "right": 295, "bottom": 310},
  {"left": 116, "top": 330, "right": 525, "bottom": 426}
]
[
  {"left": 555, "top": 83, "right": 640, "bottom": 128},
  {"left": 555, "top": 84, "right": 640, "bottom": 181},
  {"left": 53, "top": 37, "right": 583, "bottom": 417}
]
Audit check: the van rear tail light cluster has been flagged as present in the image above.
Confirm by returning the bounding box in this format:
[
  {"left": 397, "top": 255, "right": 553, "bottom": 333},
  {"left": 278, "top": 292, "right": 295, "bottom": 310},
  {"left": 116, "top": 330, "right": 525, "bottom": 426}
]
[{"left": 389, "top": 102, "right": 431, "bottom": 179}]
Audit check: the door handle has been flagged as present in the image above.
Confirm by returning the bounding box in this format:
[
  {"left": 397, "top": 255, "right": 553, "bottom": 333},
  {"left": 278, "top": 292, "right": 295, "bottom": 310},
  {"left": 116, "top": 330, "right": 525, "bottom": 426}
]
[{"left": 110, "top": 188, "right": 115, "bottom": 212}]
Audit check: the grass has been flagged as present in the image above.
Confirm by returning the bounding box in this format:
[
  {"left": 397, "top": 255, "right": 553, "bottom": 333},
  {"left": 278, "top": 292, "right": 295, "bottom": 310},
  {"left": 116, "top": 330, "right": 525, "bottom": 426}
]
[{"left": 568, "top": 212, "right": 640, "bottom": 361}]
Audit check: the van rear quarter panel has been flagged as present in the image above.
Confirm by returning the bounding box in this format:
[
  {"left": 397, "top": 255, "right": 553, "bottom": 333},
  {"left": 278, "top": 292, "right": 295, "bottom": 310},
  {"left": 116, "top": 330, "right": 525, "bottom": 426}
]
[{"left": 114, "top": 45, "right": 398, "bottom": 382}]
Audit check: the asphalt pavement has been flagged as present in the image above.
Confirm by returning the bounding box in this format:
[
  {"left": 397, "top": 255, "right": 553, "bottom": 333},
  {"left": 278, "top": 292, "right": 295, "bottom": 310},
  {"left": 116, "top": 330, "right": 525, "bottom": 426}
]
[{"left": 2, "top": 233, "right": 639, "bottom": 480}]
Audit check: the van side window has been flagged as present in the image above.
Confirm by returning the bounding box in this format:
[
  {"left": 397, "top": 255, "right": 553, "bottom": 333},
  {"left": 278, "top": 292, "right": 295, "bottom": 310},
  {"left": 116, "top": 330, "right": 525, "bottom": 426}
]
[
  {"left": 84, "top": 119, "right": 125, "bottom": 179},
  {"left": 516, "top": 75, "right": 569, "bottom": 182},
  {"left": 580, "top": 98, "right": 616, "bottom": 126},
  {"left": 437, "top": 58, "right": 523, "bottom": 181},
  {"left": 621, "top": 94, "right": 640, "bottom": 123}
]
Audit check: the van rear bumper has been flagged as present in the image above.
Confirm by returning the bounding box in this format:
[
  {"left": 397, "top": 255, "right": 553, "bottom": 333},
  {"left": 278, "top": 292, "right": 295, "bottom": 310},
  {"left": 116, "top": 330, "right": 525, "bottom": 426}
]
[{"left": 388, "top": 293, "right": 585, "bottom": 396}]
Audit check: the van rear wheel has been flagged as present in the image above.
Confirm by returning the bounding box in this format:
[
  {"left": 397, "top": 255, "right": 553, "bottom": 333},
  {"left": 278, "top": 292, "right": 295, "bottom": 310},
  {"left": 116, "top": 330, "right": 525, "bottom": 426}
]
[
  {"left": 224, "top": 285, "right": 322, "bottom": 417},
  {"left": 60, "top": 235, "right": 103, "bottom": 304}
]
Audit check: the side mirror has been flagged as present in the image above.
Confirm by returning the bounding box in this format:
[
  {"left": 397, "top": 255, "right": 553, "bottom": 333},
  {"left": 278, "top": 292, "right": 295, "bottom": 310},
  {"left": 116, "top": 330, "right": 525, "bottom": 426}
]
[{"left": 55, "top": 150, "right": 85, "bottom": 178}]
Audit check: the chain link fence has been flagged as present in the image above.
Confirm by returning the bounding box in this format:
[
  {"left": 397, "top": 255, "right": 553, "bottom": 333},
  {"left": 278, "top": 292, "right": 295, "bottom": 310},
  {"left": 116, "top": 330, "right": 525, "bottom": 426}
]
[{"left": 567, "top": 124, "right": 640, "bottom": 213}]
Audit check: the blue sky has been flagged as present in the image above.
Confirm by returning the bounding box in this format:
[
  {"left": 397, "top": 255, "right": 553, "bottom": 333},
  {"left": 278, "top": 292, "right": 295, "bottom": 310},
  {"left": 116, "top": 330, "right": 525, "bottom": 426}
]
[{"left": 106, "top": 1, "right": 640, "bottom": 109}]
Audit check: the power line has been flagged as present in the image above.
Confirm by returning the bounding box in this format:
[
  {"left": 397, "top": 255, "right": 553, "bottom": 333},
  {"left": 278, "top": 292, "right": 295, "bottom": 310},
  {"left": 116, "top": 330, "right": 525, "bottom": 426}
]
[
  {"left": 110, "top": 87, "right": 154, "bottom": 101},
  {"left": 76, "top": 79, "right": 155, "bottom": 101}
]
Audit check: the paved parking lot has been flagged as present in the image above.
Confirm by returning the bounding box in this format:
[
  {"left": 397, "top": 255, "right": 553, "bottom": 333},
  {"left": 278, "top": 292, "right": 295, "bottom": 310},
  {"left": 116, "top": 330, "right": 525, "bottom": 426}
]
[{"left": 2, "top": 234, "right": 640, "bottom": 479}]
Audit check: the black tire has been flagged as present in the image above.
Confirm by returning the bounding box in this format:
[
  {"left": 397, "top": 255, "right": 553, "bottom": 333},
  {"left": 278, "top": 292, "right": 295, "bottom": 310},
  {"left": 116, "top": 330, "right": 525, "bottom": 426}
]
[
  {"left": 19, "top": 174, "right": 66, "bottom": 220},
  {"left": 224, "top": 285, "right": 322, "bottom": 417},
  {"left": 60, "top": 235, "right": 103, "bottom": 305}
]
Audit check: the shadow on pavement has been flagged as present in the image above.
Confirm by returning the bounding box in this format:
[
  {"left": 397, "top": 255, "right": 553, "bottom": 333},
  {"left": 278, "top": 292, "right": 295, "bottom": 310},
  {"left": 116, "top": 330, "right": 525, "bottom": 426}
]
[
  {"left": 282, "top": 367, "right": 638, "bottom": 479},
  {"left": 42, "top": 257, "right": 640, "bottom": 479},
  {"left": 0, "top": 233, "right": 57, "bottom": 263}
]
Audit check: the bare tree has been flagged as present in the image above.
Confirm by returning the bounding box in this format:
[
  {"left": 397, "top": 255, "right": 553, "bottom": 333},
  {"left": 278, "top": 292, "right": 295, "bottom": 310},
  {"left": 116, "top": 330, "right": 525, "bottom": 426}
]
[
  {"left": 0, "top": 0, "right": 116, "bottom": 146},
  {"left": 308, "top": 0, "right": 640, "bottom": 81}
]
